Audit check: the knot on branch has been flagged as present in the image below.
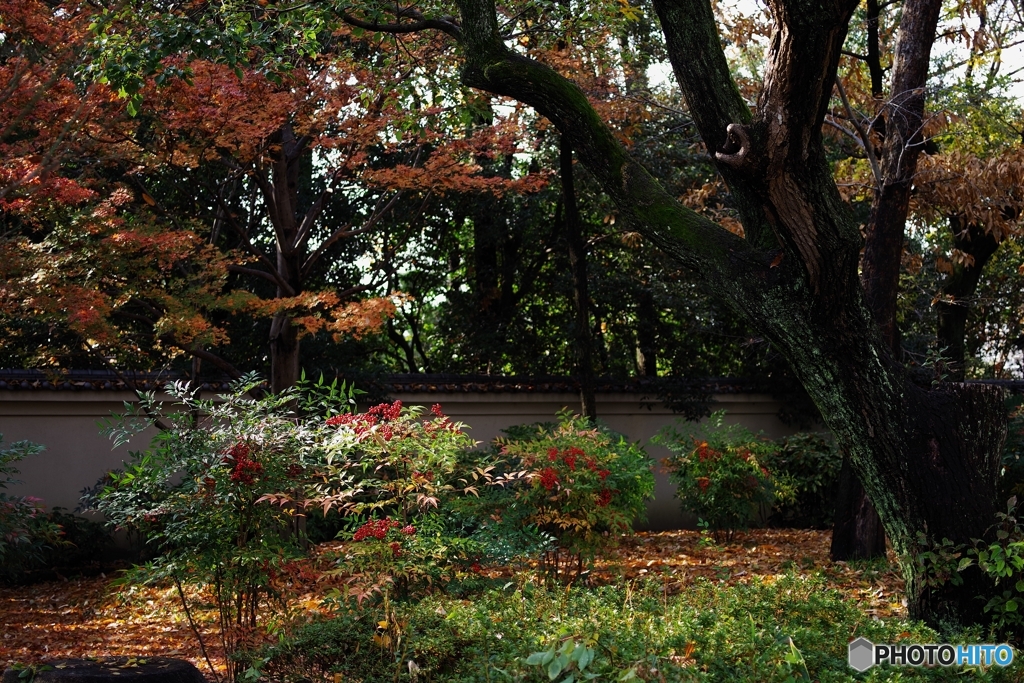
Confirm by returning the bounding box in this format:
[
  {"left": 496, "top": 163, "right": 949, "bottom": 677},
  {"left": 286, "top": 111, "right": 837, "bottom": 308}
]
[{"left": 715, "top": 124, "right": 752, "bottom": 170}]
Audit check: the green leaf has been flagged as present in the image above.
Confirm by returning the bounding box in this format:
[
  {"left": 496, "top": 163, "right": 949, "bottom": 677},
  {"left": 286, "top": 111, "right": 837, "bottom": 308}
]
[
  {"left": 578, "top": 647, "right": 593, "bottom": 670},
  {"left": 548, "top": 658, "right": 563, "bottom": 680}
]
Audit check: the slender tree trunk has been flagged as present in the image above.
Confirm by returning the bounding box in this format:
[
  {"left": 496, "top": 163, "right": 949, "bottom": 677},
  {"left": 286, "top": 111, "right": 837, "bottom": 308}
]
[
  {"left": 832, "top": 0, "right": 944, "bottom": 562},
  {"left": 636, "top": 286, "right": 658, "bottom": 376},
  {"left": 561, "top": 137, "right": 597, "bottom": 420},
  {"left": 267, "top": 124, "right": 306, "bottom": 394},
  {"left": 865, "top": 0, "right": 884, "bottom": 99},
  {"left": 861, "top": 0, "right": 942, "bottom": 343},
  {"left": 936, "top": 217, "right": 1001, "bottom": 381}
]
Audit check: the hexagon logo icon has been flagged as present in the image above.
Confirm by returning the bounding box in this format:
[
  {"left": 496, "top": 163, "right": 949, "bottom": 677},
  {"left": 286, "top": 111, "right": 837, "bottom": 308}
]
[{"left": 848, "top": 637, "right": 875, "bottom": 672}]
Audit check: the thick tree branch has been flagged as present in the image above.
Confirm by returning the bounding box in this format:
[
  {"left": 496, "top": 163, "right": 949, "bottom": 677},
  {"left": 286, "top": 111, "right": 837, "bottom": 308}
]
[
  {"left": 227, "top": 264, "right": 288, "bottom": 288},
  {"left": 340, "top": 6, "right": 463, "bottom": 39},
  {"left": 650, "top": 0, "right": 750, "bottom": 152},
  {"left": 454, "top": 0, "right": 758, "bottom": 282}
]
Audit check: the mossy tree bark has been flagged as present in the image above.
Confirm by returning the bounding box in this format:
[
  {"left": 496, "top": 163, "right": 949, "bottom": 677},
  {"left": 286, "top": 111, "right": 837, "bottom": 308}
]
[{"left": 358, "top": 0, "right": 1010, "bottom": 625}]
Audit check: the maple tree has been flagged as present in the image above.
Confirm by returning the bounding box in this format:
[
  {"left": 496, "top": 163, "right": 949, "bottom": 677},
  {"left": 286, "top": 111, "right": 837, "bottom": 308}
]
[{"left": 2, "top": 1, "right": 549, "bottom": 389}]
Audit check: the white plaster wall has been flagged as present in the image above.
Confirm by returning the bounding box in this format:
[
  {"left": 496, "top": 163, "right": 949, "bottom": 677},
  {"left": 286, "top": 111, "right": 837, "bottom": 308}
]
[{"left": 0, "top": 392, "right": 160, "bottom": 512}]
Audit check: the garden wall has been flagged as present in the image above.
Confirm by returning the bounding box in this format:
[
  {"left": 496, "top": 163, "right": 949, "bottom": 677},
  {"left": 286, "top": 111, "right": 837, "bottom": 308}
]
[{"left": 0, "top": 372, "right": 798, "bottom": 529}]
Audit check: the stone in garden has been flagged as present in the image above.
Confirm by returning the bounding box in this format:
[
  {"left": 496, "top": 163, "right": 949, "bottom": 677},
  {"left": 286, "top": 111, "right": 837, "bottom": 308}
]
[{"left": 2, "top": 658, "right": 206, "bottom": 683}]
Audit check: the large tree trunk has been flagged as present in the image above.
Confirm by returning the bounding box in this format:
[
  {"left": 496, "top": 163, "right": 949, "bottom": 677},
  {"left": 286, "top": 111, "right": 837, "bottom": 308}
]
[
  {"left": 831, "top": 454, "right": 887, "bottom": 560},
  {"left": 445, "top": 0, "right": 1009, "bottom": 626}
]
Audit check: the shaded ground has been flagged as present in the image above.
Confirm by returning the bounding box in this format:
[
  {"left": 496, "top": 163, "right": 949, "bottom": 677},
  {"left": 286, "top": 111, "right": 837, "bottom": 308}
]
[{"left": 1, "top": 529, "right": 905, "bottom": 676}]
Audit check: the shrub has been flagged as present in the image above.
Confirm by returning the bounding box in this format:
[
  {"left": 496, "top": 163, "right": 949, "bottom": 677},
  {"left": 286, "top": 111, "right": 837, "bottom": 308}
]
[
  {"left": 494, "top": 411, "right": 655, "bottom": 577},
  {"left": 96, "top": 374, "right": 362, "bottom": 682},
  {"left": 655, "top": 411, "right": 792, "bottom": 540},
  {"left": 0, "top": 435, "right": 65, "bottom": 582},
  {"left": 764, "top": 432, "right": 842, "bottom": 529},
  {"left": 921, "top": 496, "right": 1024, "bottom": 638},
  {"left": 312, "top": 400, "right": 525, "bottom": 598}
]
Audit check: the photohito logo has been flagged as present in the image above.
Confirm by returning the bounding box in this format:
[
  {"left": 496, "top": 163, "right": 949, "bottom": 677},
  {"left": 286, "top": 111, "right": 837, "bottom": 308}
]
[{"left": 848, "top": 637, "right": 1014, "bottom": 671}]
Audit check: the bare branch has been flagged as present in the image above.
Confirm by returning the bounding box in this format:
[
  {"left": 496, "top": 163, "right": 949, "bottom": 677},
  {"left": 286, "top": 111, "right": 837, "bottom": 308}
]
[
  {"left": 300, "top": 190, "right": 405, "bottom": 278},
  {"left": 835, "top": 79, "right": 882, "bottom": 190}
]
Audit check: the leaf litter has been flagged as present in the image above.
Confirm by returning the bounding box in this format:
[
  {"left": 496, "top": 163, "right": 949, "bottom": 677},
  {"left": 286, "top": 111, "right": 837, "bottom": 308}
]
[{"left": 1, "top": 529, "right": 905, "bottom": 675}]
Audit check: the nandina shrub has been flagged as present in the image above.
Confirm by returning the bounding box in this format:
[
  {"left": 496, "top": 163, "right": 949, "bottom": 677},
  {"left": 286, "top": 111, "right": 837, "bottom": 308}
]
[
  {"left": 655, "top": 411, "right": 794, "bottom": 541},
  {"left": 494, "top": 411, "right": 655, "bottom": 576},
  {"left": 315, "top": 401, "right": 487, "bottom": 522},
  {"left": 763, "top": 432, "right": 841, "bottom": 529},
  {"left": 96, "top": 373, "right": 362, "bottom": 682},
  {"left": 313, "top": 401, "right": 515, "bottom": 598}
]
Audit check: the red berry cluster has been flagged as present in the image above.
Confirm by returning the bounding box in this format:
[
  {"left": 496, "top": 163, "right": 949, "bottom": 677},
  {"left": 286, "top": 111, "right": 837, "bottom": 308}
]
[
  {"left": 596, "top": 488, "right": 614, "bottom": 507},
  {"left": 325, "top": 414, "right": 356, "bottom": 427},
  {"left": 325, "top": 413, "right": 390, "bottom": 440},
  {"left": 352, "top": 518, "right": 401, "bottom": 541},
  {"left": 538, "top": 447, "right": 611, "bottom": 489},
  {"left": 286, "top": 463, "right": 303, "bottom": 478},
  {"left": 547, "top": 446, "right": 590, "bottom": 472},
  {"left": 400, "top": 525, "right": 416, "bottom": 535},
  {"left": 695, "top": 441, "right": 719, "bottom": 462},
  {"left": 539, "top": 467, "right": 559, "bottom": 490},
  {"left": 697, "top": 476, "right": 711, "bottom": 492},
  {"left": 224, "top": 441, "right": 263, "bottom": 485},
  {"left": 430, "top": 403, "right": 445, "bottom": 417},
  {"left": 367, "top": 400, "right": 403, "bottom": 420}
]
